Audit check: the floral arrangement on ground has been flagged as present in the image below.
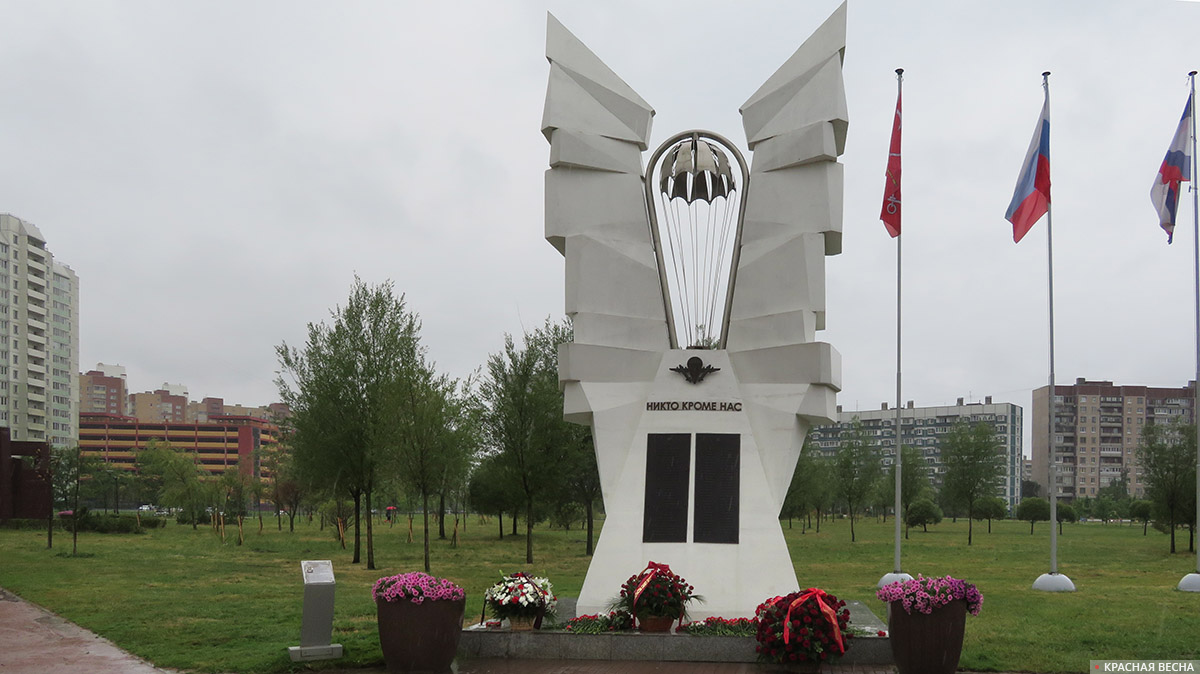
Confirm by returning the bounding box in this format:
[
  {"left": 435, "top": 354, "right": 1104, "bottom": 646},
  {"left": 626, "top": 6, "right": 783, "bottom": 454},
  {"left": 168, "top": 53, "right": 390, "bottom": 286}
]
[
  {"left": 876, "top": 575, "right": 983, "bottom": 616},
  {"left": 372, "top": 572, "right": 465, "bottom": 604},
  {"left": 678, "top": 616, "right": 757, "bottom": 637},
  {"left": 484, "top": 572, "right": 557, "bottom": 620},
  {"left": 611, "top": 561, "right": 701, "bottom": 623},
  {"left": 755, "top": 588, "right": 853, "bottom": 665},
  {"left": 565, "top": 610, "right": 634, "bottom": 633}
]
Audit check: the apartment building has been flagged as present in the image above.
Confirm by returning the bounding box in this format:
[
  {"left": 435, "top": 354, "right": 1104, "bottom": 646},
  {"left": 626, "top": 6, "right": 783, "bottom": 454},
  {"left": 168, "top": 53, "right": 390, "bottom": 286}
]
[
  {"left": 1031, "top": 378, "right": 1195, "bottom": 501},
  {"left": 808, "top": 396, "right": 1024, "bottom": 510},
  {"left": 80, "top": 363, "right": 129, "bottom": 416},
  {"left": 0, "top": 214, "right": 79, "bottom": 448}
]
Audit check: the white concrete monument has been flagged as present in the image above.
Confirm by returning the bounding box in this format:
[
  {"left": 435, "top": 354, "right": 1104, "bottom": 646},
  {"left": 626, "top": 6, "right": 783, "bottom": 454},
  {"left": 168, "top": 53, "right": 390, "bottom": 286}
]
[{"left": 544, "top": 4, "right": 846, "bottom": 619}]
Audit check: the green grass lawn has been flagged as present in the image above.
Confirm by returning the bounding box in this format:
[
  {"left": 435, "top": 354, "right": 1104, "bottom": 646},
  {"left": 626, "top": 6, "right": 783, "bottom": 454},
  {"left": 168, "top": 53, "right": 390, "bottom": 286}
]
[{"left": 1, "top": 514, "right": 1198, "bottom": 673}]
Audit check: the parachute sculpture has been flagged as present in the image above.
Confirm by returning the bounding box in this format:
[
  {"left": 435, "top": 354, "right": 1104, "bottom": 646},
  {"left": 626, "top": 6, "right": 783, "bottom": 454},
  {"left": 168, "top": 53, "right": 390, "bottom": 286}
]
[{"left": 647, "top": 130, "right": 750, "bottom": 350}]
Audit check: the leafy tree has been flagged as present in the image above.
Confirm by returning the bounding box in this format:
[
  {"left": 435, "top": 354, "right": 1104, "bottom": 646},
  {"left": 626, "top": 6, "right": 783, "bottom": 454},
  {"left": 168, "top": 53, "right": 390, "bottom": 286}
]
[
  {"left": 555, "top": 426, "right": 601, "bottom": 555},
  {"left": 1092, "top": 497, "right": 1115, "bottom": 524},
  {"left": 887, "top": 444, "right": 931, "bottom": 537},
  {"left": 1137, "top": 420, "right": 1197, "bottom": 554},
  {"left": 140, "top": 444, "right": 208, "bottom": 530},
  {"left": 905, "top": 497, "right": 942, "bottom": 532},
  {"left": 468, "top": 452, "right": 521, "bottom": 539},
  {"left": 480, "top": 319, "right": 572, "bottom": 564},
  {"left": 388, "top": 367, "right": 473, "bottom": 573},
  {"left": 782, "top": 446, "right": 819, "bottom": 531},
  {"left": 975, "top": 496, "right": 1008, "bottom": 534},
  {"left": 831, "top": 418, "right": 880, "bottom": 543},
  {"left": 1056, "top": 502, "right": 1077, "bottom": 535},
  {"left": 276, "top": 277, "right": 424, "bottom": 570},
  {"left": 1016, "top": 497, "right": 1050, "bottom": 534},
  {"left": 941, "top": 421, "right": 1005, "bottom": 546},
  {"left": 1020, "top": 479, "right": 1041, "bottom": 499},
  {"left": 806, "top": 456, "right": 836, "bottom": 533},
  {"left": 1140, "top": 423, "right": 1196, "bottom": 549},
  {"left": 1130, "top": 499, "right": 1154, "bottom": 535}
]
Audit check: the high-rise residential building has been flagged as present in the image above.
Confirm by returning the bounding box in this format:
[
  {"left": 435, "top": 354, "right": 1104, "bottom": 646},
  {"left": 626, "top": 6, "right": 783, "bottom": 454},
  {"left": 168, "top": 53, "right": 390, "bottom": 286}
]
[
  {"left": 0, "top": 214, "right": 79, "bottom": 448},
  {"left": 1031, "top": 378, "right": 1195, "bottom": 501},
  {"left": 79, "top": 363, "right": 129, "bottom": 416},
  {"left": 808, "top": 396, "right": 1024, "bottom": 511}
]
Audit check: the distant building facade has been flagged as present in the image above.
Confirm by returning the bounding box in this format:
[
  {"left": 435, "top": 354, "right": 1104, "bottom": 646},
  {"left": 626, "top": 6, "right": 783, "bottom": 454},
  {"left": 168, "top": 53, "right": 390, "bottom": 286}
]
[
  {"left": 0, "top": 214, "right": 79, "bottom": 448},
  {"left": 1031, "top": 378, "right": 1195, "bottom": 501},
  {"left": 78, "top": 412, "right": 278, "bottom": 477},
  {"left": 79, "top": 364, "right": 129, "bottom": 416},
  {"left": 808, "top": 396, "right": 1024, "bottom": 510}
]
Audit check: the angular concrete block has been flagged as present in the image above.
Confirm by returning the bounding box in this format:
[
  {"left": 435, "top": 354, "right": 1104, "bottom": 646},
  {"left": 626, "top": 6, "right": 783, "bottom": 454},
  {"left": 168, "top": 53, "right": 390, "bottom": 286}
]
[
  {"left": 565, "top": 236, "right": 668, "bottom": 325},
  {"left": 729, "top": 233, "right": 826, "bottom": 324},
  {"left": 744, "top": 56, "right": 848, "bottom": 151},
  {"left": 749, "top": 122, "right": 839, "bottom": 172},
  {"left": 549, "top": 129, "right": 644, "bottom": 174},
  {"left": 741, "top": 2, "right": 847, "bottom": 150},
  {"left": 728, "top": 343, "right": 841, "bottom": 389},
  {"left": 726, "top": 308, "right": 818, "bottom": 351},
  {"left": 546, "top": 170, "right": 651, "bottom": 252},
  {"left": 570, "top": 312, "right": 670, "bottom": 351},
  {"left": 741, "top": 163, "right": 843, "bottom": 246},
  {"left": 544, "top": 14, "right": 653, "bottom": 148}
]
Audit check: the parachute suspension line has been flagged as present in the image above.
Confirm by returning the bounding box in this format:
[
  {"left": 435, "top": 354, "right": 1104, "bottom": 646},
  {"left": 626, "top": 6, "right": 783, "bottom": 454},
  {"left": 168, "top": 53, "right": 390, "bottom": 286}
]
[
  {"left": 647, "top": 130, "right": 748, "bottom": 350},
  {"left": 662, "top": 190, "right": 690, "bottom": 345}
]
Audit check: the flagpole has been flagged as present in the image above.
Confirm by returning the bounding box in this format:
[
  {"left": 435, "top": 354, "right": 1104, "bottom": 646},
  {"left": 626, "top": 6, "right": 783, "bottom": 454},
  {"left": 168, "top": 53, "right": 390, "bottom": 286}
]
[
  {"left": 1033, "top": 71, "right": 1075, "bottom": 593},
  {"left": 878, "top": 68, "right": 911, "bottom": 589},
  {"left": 1181, "top": 70, "right": 1200, "bottom": 592}
]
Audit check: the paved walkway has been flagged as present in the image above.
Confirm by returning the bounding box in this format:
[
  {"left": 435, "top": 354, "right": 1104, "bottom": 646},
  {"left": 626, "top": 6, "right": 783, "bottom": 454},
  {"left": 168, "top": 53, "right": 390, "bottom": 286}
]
[
  {"left": 0, "top": 588, "right": 1020, "bottom": 674},
  {"left": 0, "top": 588, "right": 176, "bottom": 673}
]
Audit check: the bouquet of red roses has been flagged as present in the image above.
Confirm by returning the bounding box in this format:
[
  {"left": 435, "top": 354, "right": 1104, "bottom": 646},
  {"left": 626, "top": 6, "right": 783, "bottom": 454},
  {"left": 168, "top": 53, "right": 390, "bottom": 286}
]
[{"left": 754, "top": 588, "right": 853, "bottom": 665}]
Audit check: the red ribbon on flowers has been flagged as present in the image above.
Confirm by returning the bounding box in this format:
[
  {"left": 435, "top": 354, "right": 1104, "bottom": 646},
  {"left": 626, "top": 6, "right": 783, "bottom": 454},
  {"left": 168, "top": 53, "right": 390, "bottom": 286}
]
[
  {"left": 631, "top": 561, "right": 674, "bottom": 628},
  {"left": 781, "top": 588, "right": 844, "bottom": 655}
]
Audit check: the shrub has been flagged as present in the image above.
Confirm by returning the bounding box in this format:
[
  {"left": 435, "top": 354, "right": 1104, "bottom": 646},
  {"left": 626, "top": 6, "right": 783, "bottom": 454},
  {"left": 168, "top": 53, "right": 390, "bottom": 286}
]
[{"left": 176, "top": 511, "right": 212, "bottom": 525}]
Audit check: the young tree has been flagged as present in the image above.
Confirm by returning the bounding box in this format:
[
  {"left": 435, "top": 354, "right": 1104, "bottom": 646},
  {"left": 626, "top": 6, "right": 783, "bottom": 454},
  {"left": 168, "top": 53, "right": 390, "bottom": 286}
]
[
  {"left": 140, "top": 444, "right": 207, "bottom": 529},
  {"left": 277, "top": 277, "right": 424, "bottom": 570},
  {"left": 388, "top": 367, "right": 473, "bottom": 573},
  {"left": 480, "top": 319, "right": 572, "bottom": 564},
  {"left": 975, "top": 496, "right": 1008, "bottom": 534},
  {"left": 1137, "top": 420, "right": 1197, "bottom": 554},
  {"left": 1130, "top": 499, "right": 1154, "bottom": 535},
  {"left": 882, "top": 444, "right": 931, "bottom": 536},
  {"left": 1056, "top": 502, "right": 1077, "bottom": 535},
  {"left": 941, "top": 421, "right": 1005, "bottom": 546},
  {"left": 832, "top": 418, "right": 880, "bottom": 543},
  {"left": 1017, "top": 497, "right": 1050, "bottom": 534},
  {"left": 905, "top": 497, "right": 942, "bottom": 532}
]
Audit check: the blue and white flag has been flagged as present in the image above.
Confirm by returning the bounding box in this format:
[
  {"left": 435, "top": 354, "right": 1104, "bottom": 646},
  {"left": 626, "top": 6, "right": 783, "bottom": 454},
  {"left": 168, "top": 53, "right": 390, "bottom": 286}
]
[{"left": 1151, "top": 95, "right": 1193, "bottom": 244}]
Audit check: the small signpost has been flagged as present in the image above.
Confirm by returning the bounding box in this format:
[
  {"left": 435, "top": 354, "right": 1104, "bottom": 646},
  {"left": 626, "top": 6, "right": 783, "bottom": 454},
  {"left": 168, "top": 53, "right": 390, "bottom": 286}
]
[{"left": 288, "top": 560, "right": 343, "bottom": 662}]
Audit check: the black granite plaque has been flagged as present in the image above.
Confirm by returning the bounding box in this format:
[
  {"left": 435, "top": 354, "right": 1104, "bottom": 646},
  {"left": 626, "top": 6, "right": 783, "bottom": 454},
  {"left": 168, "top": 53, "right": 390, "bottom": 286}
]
[
  {"left": 643, "top": 433, "right": 691, "bottom": 543},
  {"left": 693, "top": 433, "right": 739, "bottom": 544}
]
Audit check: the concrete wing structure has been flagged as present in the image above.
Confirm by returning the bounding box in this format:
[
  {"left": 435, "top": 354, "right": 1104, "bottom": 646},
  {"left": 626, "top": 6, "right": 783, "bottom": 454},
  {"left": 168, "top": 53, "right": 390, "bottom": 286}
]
[{"left": 546, "top": 6, "right": 845, "bottom": 619}]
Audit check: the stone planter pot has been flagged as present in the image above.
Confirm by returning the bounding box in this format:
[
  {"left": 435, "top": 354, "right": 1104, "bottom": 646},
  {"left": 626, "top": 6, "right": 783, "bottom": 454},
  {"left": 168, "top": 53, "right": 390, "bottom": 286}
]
[
  {"left": 377, "top": 597, "right": 466, "bottom": 674},
  {"left": 887, "top": 599, "right": 966, "bottom": 674},
  {"left": 638, "top": 615, "right": 675, "bottom": 632}
]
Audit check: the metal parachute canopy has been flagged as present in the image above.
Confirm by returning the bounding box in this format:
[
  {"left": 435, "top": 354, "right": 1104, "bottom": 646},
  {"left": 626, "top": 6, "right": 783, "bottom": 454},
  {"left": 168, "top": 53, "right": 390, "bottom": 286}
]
[{"left": 647, "top": 130, "right": 749, "bottom": 350}]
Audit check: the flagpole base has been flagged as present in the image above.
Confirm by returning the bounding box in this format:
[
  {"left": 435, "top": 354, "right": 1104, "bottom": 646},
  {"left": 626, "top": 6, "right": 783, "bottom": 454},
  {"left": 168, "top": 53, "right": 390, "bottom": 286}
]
[
  {"left": 1032, "top": 572, "right": 1075, "bottom": 592},
  {"left": 877, "top": 571, "right": 913, "bottom": 588},
  {"left": 1177, "top": 573, "right": 1200, "bottom": 592}
]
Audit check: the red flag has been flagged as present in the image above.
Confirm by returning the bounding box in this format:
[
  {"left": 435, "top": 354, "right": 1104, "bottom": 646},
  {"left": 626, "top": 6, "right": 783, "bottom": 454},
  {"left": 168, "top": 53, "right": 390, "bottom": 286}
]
[{"left": 880, "top": 87, "right": 902, "bottom": 237}]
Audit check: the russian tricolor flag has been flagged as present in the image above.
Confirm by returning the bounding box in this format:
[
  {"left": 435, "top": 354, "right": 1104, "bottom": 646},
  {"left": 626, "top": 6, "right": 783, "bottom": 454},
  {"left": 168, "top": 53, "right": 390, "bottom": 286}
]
[
  {"left": 1150, "top": 95, "right": 1193, "bottom": 244},
  {"left": 1006, "top": 98, "right": 1051, "bottom": 243}
]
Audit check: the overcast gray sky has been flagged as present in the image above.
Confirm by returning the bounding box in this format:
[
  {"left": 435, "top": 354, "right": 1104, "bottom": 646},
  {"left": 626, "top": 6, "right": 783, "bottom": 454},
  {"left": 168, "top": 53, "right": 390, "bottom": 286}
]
[{"left": 1, "top": 1, "right": 1197, "bottom": 456}]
